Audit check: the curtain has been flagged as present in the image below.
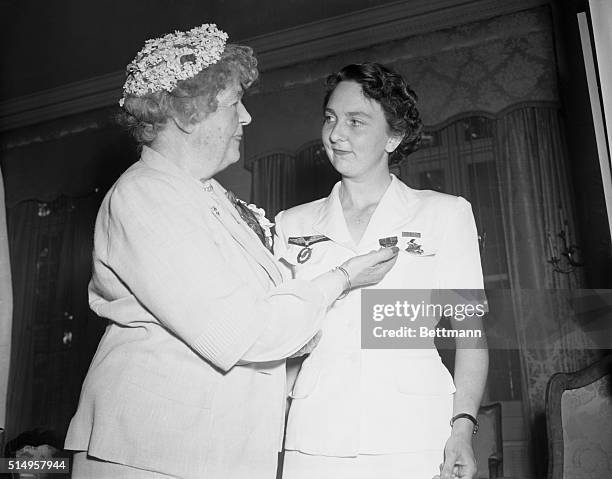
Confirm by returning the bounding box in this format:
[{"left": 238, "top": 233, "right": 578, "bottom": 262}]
[
  {"left": 5, "top": 201, "right": 41, "bottom": 441},
  {"left": 0, "top": 166, "right": 12, "bottom": 448},
  {"left": 495, "top": 106, "right": 599, "bottom": 476},
  {"left": 251, "top": 152, "right": 296, "bottom": 220},
  {"left": 399, "top": 106, "right": 601, "bottom": 476},
  {"left": 251, "top": 142, "right": 340, "bottom": 220},
  {"left": 399, "top": 116, "right": 521, "bottom": 402},
  {"left": 0, "top": 119, "right": 136, "bottom": 445},
  {"left": 4, "top": 194, "right": 104, "bottom": 441},
  {"left": 294, "top": 142, "right": 340, "bottom": 206}
]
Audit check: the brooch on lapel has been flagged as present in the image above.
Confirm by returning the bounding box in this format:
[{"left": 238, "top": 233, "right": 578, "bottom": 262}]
[
  {"left": 404, "top": 238, "right": 424, "bottom": 255},
  {"left": 401, "top": 232, "right": 424, "bottom": 255},
  {"left": 288, "top": 235, "right": 331, "bottom": 264}
]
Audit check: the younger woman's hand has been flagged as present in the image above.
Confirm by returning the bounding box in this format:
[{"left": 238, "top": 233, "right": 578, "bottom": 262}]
[{"left": 435, "top": 432, "right": 477, "bottom": 479}]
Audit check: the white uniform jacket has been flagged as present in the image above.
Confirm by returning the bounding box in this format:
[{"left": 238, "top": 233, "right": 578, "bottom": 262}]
[
  {"left": 275, "top": 175, "right": 485, "bottom": 457},
  {"left": 65, "top": 146, "right": 327, "bottom": 479}
]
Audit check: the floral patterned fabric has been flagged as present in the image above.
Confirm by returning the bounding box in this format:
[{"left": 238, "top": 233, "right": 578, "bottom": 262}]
[
  {"left": 562, "top": 376, "right": 612, "bottom": 479},
  {"left": 261, "top": 7, "right": 558, "bottom": 127}
]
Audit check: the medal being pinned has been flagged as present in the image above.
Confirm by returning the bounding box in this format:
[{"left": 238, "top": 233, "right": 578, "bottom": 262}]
[
  {"left": 404, "top": 238, "right": 424, "bottom": 255},
  {"left": 402, "top": 232, "right": 424, "bottom": 255},
  {"left": 378, "top": 236, "right": 398, "bottom": 248},
  {"left": 379, "top": 232, "right": 426, "bottom": 254},
  {"left": 288, "top": 235, "right": 331, "bottom": 264}
]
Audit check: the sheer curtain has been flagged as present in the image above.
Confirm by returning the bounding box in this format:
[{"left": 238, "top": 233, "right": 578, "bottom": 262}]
[
  {"left": 293, "top": 141, "right": 339, "bottom": 206},
  {"left": 496, "top": 106, "right": 598, "bottom": 476},
  {"left": 400, "top": 115, "right": 521, "bottom": 402},
  {"left": 400, "top": 106, "right": 599, "bottom": 476}
]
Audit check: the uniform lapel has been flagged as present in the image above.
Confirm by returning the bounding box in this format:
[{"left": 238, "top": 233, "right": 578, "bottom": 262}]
[
  {"left": 312, "top": 182, "right": 358, "bottom": 253},
  {"left": 208, "top": 180, "right": 284, "bottom": 286},
  {"left": 357, "top": 175, "right": 422, "bottom": 250}
]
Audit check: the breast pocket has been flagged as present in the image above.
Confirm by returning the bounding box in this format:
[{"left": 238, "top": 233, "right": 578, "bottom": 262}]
[{"left": 379, "top": 251, "right": 439, "bottom": 290}]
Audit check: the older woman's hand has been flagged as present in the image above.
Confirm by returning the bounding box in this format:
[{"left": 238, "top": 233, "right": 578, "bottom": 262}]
[{"left": 341, "top": 247, "right": 399, "bottom": 288}]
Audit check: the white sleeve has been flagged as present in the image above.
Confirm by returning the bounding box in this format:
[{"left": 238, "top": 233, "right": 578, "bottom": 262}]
[
  {"left": 240, "top": 210, "right": 323, "bottom": 362},
  {"left": 97, "top": 175, "right": 325, "bottom": 371},
  {"left": 437, "top": 197, "right": 485, "bottom": 290}
]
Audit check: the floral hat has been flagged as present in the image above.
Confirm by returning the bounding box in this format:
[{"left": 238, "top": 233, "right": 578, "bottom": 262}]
[{"left": 119, "top": 24, "right": 228, "bottom": 106}]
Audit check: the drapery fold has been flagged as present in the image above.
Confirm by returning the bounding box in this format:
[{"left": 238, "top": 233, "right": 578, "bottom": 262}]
[
  {"left": 4, "top": 195, "right": 104, "bottom": 442},
  {"left": 251, "top": 152, "right": 296, "bottom": 220},
  {"left": 251, "top": 142, "right": 339, "bottom": 220},
  {"left": 5, "top": 201, "right": 40, "bottom": 441},
  {"left": 495, "top": 106, "right": 599, "bottom": 476},
  {"left": 399, "top": 114, "right": 521, "bottom": 401}
]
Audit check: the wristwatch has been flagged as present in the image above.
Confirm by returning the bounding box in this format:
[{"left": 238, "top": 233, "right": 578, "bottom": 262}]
[{"left": 450, "top": 413, "right": 479, "bottom": 435}]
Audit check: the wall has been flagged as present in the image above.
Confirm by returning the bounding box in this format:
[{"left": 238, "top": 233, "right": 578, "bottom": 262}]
[
  {"left": 244, "top": 7, "right": 559, "bottom": 159},
  {"left": 0, "top": 0, "right": 398, "bottom": 100}
]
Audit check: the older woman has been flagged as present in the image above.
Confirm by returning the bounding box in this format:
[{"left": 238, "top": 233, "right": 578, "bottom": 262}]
[
  {"left": 275, "top": 63, "right": 488, "bottom": 479},
  {"left": 65, "top": 28, "right": 398, "bottom": 479}
]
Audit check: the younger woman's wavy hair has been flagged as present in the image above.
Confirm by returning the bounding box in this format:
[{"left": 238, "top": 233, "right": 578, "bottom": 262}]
[
  {"left": 323, "top": 62, "right": 423, "bottom": 164},
  {"left": 119, "top": 44, "right": 258, "bottom": 145}
]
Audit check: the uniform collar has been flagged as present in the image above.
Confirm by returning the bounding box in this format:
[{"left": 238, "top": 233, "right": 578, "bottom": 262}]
[{"left": 313, "top": 174, "right": 421, "bottom": 251}]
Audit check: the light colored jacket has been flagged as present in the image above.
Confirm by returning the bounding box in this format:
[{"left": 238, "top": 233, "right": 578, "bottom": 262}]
[
  {"left": 275, "top": 175, "right": 485, "bottom": 456},
  {"left": 65, "top": 146, "right": 326, "bottom": 478}
]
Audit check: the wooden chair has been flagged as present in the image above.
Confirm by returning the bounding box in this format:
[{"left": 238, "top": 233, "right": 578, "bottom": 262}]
[
  {"left": 545, "top": 354, "right": 612, "bottom": 479},
  {"left": 473, "top": 402, "right": 504, "bottom": 478}
]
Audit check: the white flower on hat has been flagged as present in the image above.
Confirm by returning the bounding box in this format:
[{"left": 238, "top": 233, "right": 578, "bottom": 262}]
[{"left": 119, "top": 23, "right": 228, "bottom": 106}]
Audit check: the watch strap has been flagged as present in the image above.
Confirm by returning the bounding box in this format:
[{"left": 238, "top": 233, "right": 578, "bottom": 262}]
[{"left": 450, "top": 413, "right": 479, "bottom": 435}]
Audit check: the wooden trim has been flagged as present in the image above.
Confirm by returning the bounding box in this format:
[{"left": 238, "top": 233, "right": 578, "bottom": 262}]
[
  {"left": 545, "top": 354, "right": 612, "bottom": 479},
  {"left": 248, "top": 0, "right": 548, "bottom": 69},
  {"left": 0, "top": 0, "right": 549, "bottom": 132}
]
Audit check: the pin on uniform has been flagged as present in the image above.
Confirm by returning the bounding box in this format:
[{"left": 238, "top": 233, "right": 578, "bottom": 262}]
[{"left": 288, "top": 235, "right": 331, "bottom": 264}]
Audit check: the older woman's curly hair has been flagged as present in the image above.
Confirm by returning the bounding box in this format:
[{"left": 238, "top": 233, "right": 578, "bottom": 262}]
[
  {"left": 323, "top": 62, "right": 423, "bottom": 165},
  {"left": 119, "top": 44, "right": 258, "bottom": 145}
]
